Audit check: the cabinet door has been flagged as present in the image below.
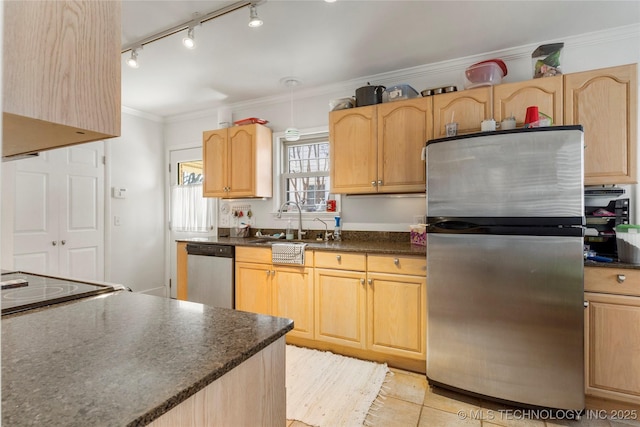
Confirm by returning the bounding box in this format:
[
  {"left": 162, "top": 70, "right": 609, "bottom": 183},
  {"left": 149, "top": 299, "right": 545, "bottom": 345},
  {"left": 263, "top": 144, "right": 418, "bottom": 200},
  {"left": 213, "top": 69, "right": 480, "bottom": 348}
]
[
  {"left": 329, "top": 107, "right": 377, "bottom": 194},
  {"left": 377, "top": 98, "right": 430, "bottom": 193},
  {"left": 228, "top": 126, "right": 256, "bottom": 197},
  {"left": 176, "top": 242, "right": 188, "bottom": 301},
  {"left": 273, "top": 266, "right": 314, "bottom": 340},
  {"left": 585, "top": 292, "right": 640, "bottom": 405},
  {"left": 367, "top": 273, "right": 426, "bottom": 359},
  {"left": 3, "top": 1, "right": 121, "bottom": 157},
  {"left": 432, "top": 87, "right": 491, "bottom": 137},
  {"left": 203, "top": 129, "right": 228, "bottom": 197},
  {"left": 564, "top": 64, "right": 638, "bottom": 185},
  {"left": 493, "top": 76, "right": 563, "bottom": 126},
  {"left": 314, "top": 268, "right": 367, "bottom": 349},
  {"left": 235, "top": 262, "right": 272, "bottom": 315}
]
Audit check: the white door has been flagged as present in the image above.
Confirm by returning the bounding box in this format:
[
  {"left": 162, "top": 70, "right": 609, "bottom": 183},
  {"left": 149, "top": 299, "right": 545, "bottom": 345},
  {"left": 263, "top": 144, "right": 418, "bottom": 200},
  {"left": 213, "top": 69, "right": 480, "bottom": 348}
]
[
  {"left": 12, "top": 142, "right": 105, "bottom": 280},
  {"left": 168, "top": 147, "right": 216, "bottom": 299}
]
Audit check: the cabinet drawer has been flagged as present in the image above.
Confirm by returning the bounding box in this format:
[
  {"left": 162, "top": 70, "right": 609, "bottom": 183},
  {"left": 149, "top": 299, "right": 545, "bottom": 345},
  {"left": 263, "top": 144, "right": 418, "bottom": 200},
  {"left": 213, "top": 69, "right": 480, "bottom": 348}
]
[
  {"left": 314, "top": 251, "right": 366, "bottom": 271},
  {"left": 585, "top": 267, "right": 640, "bottom": 297},
  {"left": 236, "top": 246, "right": 272, "bottom": 264},
  {"left": 367, "top": 255, "right": 426, "bottom": 276}
]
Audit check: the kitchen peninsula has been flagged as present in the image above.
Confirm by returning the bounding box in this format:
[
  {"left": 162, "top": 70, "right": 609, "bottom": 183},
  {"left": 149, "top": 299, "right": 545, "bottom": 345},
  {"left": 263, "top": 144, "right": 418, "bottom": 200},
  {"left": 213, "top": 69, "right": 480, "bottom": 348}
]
[{"left": 2, "top": 291, "right": 293, "bottom": 426}]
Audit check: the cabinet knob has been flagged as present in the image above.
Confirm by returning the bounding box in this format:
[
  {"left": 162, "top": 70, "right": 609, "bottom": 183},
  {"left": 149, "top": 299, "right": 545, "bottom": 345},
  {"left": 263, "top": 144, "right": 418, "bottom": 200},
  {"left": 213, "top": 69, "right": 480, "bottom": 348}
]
[
  {"left": 336, "top": 255, "right": 341, "bottom": 262},
  {"left": 378, "top": 180, "right": 382, "bottom": 186},
  {"left": 617, "top": 274, "right": 626, "bottom": 283},
  {"left": 360, "top": 278, "right": 365, "bottom": 285},
  {"left": 584, "top": 301, "right": 589, "bottom": 308},
  {"left": 61, "top": 240, "right": 66, "bottom": 245},
  {"left": 393, "top": 258, "right": 399, "bottom": 266},
  {"left": 271, "top": 270, "right": 275, "bottom": 276},
  {"left": 52, "top": 241, "right": 57, "bottom": 246},
  {"left": 371, "top": 181, "right": 377, "bottom": 187},
  {"left": 266, "top": 270, "right": 270, "bottom": 276},
  {"left": 368, "top": 278, "right": 373, "bottom": 286}
]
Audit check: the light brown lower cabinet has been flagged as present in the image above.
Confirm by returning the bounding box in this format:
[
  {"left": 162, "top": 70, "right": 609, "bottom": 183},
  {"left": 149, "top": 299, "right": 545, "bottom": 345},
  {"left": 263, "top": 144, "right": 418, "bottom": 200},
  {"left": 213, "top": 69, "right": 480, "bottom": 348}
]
[
  {"left": 584, "top": 267, "right": 640, "bottom": 407},
  {"left": 233, "top": 247, "right": 428, "bottom": 372},
  {"left": 235, "top": 247, "right": 314, "bottom": 340},
  {"left": 313, "top": 252, "right": 427, "bottom": 361}
]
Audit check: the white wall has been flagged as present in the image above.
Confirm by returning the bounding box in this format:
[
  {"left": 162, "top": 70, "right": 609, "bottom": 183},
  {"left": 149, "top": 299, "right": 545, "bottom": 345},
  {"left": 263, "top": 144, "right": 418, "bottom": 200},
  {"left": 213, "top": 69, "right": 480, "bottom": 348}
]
[
  {"left": 106, "top": 111, "right": 166, "bottom": 294},
  {"left": 165, "top": 25, "right": 640, "bottom": 232}
]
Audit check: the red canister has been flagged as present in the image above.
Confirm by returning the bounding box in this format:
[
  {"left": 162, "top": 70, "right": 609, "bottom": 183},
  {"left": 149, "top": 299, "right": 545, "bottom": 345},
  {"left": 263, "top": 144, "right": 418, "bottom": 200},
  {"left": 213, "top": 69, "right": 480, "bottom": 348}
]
[
  {"left": 524, "top": 106, "right": 539, "bottom": 127},
  {"left": 327, "top": 200, "right": 336, "bottom": 212}
]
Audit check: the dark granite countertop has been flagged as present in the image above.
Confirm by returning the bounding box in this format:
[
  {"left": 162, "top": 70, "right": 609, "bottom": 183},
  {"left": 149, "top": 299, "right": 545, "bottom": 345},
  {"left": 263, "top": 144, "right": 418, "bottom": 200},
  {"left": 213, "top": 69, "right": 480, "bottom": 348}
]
[
  {"left": 1, "top": 292, "right": 293, "bottom": 427},
  {"left": 584, "top": 260, "right": 640, "bottom": 270},
  {"left": 177, "top": 235, "right": 427, "bottom": 256}
]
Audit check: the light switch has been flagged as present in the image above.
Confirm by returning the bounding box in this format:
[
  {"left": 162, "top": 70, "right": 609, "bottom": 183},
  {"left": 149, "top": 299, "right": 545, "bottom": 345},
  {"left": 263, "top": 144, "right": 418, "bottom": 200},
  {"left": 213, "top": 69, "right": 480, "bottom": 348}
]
[{"left": 112, "top": 187, "right": 127, "bottom": 199}]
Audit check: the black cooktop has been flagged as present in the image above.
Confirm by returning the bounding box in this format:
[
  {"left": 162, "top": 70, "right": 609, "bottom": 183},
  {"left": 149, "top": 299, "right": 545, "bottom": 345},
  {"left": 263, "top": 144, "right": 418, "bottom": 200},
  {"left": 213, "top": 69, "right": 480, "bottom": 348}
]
[{"left": 1, "top": 271, "right": 120, "bottom": 316}]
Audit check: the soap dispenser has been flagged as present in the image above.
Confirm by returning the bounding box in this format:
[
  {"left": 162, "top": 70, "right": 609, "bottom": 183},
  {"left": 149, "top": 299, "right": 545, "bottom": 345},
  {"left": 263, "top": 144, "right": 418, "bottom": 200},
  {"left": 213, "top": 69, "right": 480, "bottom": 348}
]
[
  {"left": 333, "top": 216, "right": 342, "bottom": 241},
  {"left": 286, "top": 219, "right": 294, "bottom": 240}
]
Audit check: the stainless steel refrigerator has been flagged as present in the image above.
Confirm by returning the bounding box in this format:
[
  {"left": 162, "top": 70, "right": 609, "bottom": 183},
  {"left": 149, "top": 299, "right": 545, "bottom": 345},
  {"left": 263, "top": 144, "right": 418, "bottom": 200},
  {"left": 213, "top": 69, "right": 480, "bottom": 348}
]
[{"left": 425, "top": 126, "right": 585, "bottom": 410}]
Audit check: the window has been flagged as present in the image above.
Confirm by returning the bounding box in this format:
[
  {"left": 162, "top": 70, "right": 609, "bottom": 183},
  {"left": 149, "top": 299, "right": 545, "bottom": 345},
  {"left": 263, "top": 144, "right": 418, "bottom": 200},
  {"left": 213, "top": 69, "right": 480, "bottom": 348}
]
[
  {"left": 282, "top": 134, "right": 330, "bottom": 212},
  {"left": 171, "top": 156, "right": 214, "bottom": 232}
]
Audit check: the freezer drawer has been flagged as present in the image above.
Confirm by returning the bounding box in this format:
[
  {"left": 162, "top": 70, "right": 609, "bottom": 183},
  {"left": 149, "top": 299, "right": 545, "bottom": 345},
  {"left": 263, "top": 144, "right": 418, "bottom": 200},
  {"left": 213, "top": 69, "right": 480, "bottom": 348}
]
[{"left": 426, "top": 233, "right": 584, "bottom": 410}]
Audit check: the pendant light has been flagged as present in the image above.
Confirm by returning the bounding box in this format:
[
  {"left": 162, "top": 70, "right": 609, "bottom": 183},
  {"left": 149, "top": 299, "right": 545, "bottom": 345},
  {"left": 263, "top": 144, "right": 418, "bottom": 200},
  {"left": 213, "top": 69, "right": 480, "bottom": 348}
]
[{"left": 282, "top": 77, "right": 301, "bottom": 142}]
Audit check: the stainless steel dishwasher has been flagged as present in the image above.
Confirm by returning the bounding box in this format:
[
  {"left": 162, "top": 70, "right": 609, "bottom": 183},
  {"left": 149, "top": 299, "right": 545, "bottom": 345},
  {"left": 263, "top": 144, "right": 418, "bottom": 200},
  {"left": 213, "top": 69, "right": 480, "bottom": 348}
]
[{"left": 186, "top": 243, "right": 234, "bottom": 309}]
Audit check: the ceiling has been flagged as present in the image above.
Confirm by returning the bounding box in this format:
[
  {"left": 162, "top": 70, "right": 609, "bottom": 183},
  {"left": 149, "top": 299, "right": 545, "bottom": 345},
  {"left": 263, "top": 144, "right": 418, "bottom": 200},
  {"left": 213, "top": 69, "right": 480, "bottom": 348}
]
[{"left": 121, "top": 1, "right": 640, "bottom": 118}]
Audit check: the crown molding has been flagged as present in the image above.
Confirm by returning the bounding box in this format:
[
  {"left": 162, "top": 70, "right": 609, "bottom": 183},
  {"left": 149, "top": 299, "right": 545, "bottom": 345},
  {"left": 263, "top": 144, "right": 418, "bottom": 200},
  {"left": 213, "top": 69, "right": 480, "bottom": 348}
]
[
  {"left": 156, "top": 23, "right": 639, "bottom": 124},
  {"left": 121, "top": 106, "right": 165, "bottom": 123}
]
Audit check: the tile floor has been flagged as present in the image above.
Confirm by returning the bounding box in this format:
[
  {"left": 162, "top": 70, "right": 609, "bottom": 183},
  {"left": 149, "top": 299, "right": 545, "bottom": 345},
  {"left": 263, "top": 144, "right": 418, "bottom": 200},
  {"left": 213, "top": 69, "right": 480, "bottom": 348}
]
[{"left": 287, "top": 368, "right": 640, "bottom": 427}]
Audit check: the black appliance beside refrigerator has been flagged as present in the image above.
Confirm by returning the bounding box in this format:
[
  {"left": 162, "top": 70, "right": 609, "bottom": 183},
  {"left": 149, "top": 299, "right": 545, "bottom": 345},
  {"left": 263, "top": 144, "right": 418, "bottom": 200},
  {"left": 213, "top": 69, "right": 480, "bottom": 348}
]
[{"left": 425, "top": 126, "right": 585, "bottom": 411}]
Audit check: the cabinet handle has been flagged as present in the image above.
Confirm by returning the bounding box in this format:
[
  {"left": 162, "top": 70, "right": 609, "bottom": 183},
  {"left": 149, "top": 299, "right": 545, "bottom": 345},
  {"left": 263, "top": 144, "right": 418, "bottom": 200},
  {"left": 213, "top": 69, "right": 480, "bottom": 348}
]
[
  {"left": 52, "top": 241, "right": 57, "bottom": 246},
  {"left": 368, "top": 279, "right": 373, "bottom": 286},
  {"left": 336, "top": 255, "right": 341, "bottom": 262},
  {"left": 360, "top": 278, "right": 365, "bottom": 285},
  {"left": 61, "top": 240, "right": 66, "bottom": 245},
  {"left": 584, "top": 301, "right": 589, "bottom": 308},
  {"left": 617, "top": 274, "right": 626, "bottom": 283},
  {"left": 371, "top": 181, "right": 377, "bottom": 187},
  {"left": 393, "top": 258, "right": 399, "bottom": 266},
  {"left": 378, "top": 180, "right": 382, "bottom": 186}
]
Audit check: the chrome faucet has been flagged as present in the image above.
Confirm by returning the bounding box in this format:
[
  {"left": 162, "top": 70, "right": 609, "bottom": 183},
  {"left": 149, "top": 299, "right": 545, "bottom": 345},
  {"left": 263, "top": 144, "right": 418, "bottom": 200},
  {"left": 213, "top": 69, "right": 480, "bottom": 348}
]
[
  {"left": 277, "top": 201, "right": 306, "bottom": 240},
  {"left": 313, "top": 217, "right": 332, "bottom": 241}
]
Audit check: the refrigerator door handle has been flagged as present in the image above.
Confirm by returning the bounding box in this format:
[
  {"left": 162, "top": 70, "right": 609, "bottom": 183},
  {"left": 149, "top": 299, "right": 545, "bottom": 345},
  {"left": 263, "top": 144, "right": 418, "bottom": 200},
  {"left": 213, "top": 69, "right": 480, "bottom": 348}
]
[{"left": 428, "top": 220, "right": 480, "bottom": 232}]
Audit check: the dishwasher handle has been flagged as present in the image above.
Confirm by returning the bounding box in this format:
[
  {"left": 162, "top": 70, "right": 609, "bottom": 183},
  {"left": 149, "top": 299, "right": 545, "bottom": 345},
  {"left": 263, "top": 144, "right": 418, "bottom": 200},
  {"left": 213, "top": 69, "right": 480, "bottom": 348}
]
[{"left": 186, "top": 244, "right": 234, "bottom": 258}]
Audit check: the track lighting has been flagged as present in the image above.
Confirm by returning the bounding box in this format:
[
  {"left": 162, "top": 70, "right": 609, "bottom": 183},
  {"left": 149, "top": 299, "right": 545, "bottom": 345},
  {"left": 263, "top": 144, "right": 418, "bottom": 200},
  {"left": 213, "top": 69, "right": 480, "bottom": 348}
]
[
  {"left": 126, "top": 48, "right": 140, "bottom": 68},
  {"left": 182, "top": 26, "right": 196, "bottom": 49},
  {"left": 248, "top": 4, "right": 263, "bottom": 28}
]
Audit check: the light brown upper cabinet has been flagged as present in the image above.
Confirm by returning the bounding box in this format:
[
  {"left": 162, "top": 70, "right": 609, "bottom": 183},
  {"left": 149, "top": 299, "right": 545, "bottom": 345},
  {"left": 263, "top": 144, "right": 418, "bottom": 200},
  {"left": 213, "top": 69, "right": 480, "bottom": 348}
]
[
  {"left": 432, "top": 87, "right": 491, "bottom": 138},
  {"left": 203, "top": 124, "right": 272, "bottom": 198},
  {"left": 3, "top": 1, "right": 121, "bottom": 158},
  {"left": 564, "top": 64, "right": 638, "bottom": 185},
  {"left": 493, "top": 75, "right": 563, "bottom": 126},
  {"left": 329, "top": 97, "right": 430, "bottom": 194}
]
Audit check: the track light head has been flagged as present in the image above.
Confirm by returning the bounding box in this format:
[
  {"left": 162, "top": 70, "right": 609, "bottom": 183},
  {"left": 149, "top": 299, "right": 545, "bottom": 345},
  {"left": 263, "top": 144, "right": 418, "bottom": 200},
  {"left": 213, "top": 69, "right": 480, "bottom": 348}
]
[
  {"left": 248, "top": 4, "right": 263, "bottom": 28},
  {"left": 182, "top": 27, "right": 196, "bottom": 49},
  {"left": 126, "top": 48, "right": 140, "bottom": 68}
]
